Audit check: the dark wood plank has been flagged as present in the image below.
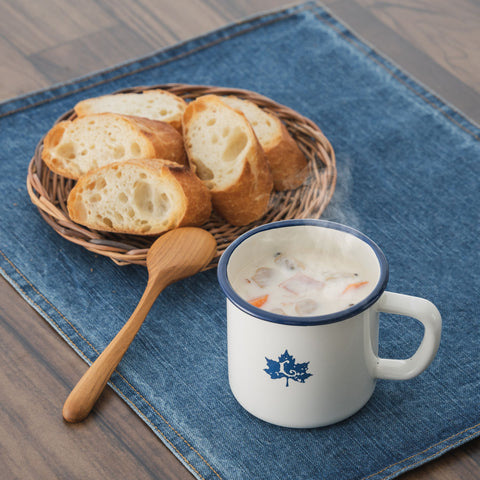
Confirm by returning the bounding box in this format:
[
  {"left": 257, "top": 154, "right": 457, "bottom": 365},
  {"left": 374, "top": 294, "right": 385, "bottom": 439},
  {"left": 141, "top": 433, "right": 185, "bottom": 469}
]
[
  {"left": 0, "top": 37, "right": 50, "bottom": 98},
  {"left": 29, "top": 24, "right": 153, "bottom": 84},
  {"left": 0, "top": 275, "right": 193, "bottom": 479},
  {"left": 353, "top": 0, "right": 480, "bottom": 93},
  {"left": 324, "top": 0, "right": 480, "bottom": 122},
  {"left": 0, "top": 1, "right": 479, "bottom": 479},
  {"left": 0, "top": 0, "right": 115, "bottom": 55},
  {"left": 0, "top": 0, "right": 287, "bottom": 101}
]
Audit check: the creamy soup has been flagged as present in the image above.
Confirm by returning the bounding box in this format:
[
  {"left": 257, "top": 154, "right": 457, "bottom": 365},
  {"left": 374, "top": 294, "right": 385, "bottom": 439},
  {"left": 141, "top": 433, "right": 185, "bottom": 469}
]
[{"left": 231, "top": 249, "right": 375, "bottom": 317}]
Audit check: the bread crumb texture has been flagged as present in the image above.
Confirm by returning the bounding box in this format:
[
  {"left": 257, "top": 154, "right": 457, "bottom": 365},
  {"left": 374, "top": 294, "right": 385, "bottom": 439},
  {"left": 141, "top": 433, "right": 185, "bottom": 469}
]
[
  {"left": 183, "top": 95, "right": 274, "bottom": 225},
  {"left": 221, "top": 95, "right": 308, "bottom": 190},
  {"left": 222, "top": 96, "right": 280, "bottom": 150},
  {"left": 74, "top": 90, "right": 187, "bottom": 130},
  {"left": 43, "top": 114, "right": 152, "bottom": 179},
  {"left": 68, "top": 160, "right": 187, "bottom": 235},
  {"left": 55, "top": 89, "right": 309, "bottom": 236},
  {"left": 184, "top": 100, "right": 251, "bottom": 190}
]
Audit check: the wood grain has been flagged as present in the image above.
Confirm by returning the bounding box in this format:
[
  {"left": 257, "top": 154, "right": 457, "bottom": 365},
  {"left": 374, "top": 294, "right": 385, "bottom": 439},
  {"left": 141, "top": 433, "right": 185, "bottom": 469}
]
[
  {"left": 63, "top": 228, "right": 216, "bottom": 423},
  {"left": 0, "top": 1, "right": 479, "bottom": 479},
  {"left": 0, "top": 275, "right": 193, "bottom": 480},
  {"left": 354, "top": 0, "right": 480, "bottom": 93},
  {"left": 323, "top": 0, "right": 480, "bottom": 122}
]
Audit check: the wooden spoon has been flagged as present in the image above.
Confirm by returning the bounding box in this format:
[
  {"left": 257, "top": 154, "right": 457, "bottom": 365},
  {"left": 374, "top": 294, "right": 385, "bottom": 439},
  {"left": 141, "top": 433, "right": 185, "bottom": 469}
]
[{"left": 63, "top": 227, "right": 217, "bottom": 423}]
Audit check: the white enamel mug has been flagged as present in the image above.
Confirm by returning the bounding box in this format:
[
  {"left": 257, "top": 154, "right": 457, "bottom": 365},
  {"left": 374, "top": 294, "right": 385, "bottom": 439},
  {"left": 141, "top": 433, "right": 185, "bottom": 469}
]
[{"left": 217, "top": 220, "right": 442, "bottom": 428}]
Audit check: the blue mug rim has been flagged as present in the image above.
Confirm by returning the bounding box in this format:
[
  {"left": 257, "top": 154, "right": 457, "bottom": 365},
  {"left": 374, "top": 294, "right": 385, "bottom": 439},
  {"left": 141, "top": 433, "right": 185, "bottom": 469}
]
[{"left": 217, "top": 219, "right": 389, "bottom": 326}]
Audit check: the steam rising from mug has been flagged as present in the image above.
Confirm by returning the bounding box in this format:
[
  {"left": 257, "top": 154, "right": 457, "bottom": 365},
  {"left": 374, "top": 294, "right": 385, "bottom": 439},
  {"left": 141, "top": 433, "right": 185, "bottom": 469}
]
[{"left": 218, "top": 220, "right": 441, "bottom": 428}]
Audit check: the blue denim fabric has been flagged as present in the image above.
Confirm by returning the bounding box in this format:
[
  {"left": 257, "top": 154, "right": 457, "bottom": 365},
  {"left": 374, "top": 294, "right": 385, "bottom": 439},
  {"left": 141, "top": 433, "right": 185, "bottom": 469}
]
[{"left": 1, "top": 2, "right": 479, "bottom": 479}]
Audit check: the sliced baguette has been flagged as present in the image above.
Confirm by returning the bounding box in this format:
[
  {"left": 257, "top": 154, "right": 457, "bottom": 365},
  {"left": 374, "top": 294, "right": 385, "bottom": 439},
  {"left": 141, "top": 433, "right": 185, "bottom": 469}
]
[
  {"left": 42, "top": 113, "right": 186, "bottom": 180},
  {"left": 74, "top": 89, "right": 187, "bottom": 132},
  {"left": 183, "top": 95, "right": 273, "bottom": 226},
  {"left": 67, "top": 158, "right": 211, "bottom": 235},
  {"left": 221, "top": 95, "right": 308, "bottom": 190}
]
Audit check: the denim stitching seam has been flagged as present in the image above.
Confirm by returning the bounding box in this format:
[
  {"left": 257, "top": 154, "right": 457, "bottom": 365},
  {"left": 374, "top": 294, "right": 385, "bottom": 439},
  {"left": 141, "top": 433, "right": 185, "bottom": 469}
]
[
  {"left": 363, "top": 424, "right": 480, "bottom": 480},
  {"left": 114, "top": 371, "right": 224, "bottom": 479},
  {"left": 0, "top": 248, "right": 219, "bottom": 480},
  {"left": 0, "top": 249, "right": 99, "bottom": 355},
  {"left": 312, "top": 6, "right": 480, "bottom": 141},
  {"left": 1, "top": 2, "right": 479, "bottom": 478},
  {"left": 0, "top": 3, "right": 313, "bottom": 120}
]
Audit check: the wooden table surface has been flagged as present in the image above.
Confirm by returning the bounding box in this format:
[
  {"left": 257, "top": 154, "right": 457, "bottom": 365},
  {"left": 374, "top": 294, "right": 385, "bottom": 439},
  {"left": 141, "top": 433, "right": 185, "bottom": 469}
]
[{"left": 1, "top": 1, "right": 479, "bottom": 479}]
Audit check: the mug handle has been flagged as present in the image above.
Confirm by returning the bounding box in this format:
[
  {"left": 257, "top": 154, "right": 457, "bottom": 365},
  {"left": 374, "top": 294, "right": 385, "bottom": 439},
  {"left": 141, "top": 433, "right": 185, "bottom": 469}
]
[{"left": 374, "top": 291, "right": 442, "bottom": 380}]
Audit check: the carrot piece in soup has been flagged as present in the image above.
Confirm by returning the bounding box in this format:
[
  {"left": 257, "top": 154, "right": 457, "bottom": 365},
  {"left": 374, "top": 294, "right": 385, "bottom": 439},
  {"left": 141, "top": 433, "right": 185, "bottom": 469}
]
[
  {"left": 342, "top": 281, "right": 369, "bottom": 294},
  {"left": 249, "top": 295, "right": 269, "bottom": 308}
]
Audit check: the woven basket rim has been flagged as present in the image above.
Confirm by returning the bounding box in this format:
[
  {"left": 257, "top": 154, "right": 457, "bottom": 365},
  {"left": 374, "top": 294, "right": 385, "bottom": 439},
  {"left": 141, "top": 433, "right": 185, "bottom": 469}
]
[{"left": 27, "top": 83, "right": 337, "bottom": 268}]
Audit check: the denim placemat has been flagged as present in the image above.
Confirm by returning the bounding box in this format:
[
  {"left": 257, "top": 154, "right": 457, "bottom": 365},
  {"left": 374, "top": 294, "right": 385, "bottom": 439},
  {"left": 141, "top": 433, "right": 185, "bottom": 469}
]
[{"left": 1, "top": 2, "right": 479, "bottom": 479}]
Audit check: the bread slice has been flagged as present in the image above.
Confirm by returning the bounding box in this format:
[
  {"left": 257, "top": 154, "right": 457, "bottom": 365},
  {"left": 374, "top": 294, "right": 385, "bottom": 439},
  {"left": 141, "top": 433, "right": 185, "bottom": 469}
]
[
  {"left": 74, "top": 89, "right": 187, "bottom": 132},
  {"left": 42, "top": 113, "right": 187, "bottom": 180},
  {"left": 182, "top": 95, "right": 273, "bottom": 226},
  {"left": 221, "top": 95, "right": 308, "bottom": 190},
  {"left": 67, "top": 158, "right": 212, "bottom": 235}
]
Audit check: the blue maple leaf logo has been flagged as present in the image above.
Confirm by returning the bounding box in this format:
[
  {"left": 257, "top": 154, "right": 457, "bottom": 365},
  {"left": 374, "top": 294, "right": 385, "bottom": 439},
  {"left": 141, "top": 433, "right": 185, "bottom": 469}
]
[{"left": 264, "top": 350, "right": 312, "bottom": 387}]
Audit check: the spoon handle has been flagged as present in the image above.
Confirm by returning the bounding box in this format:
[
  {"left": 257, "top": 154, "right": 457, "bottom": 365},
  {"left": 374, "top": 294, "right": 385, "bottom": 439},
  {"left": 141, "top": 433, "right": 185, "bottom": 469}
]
[{"left": 62, "top": 279, "right": 165, "bottom": 423}]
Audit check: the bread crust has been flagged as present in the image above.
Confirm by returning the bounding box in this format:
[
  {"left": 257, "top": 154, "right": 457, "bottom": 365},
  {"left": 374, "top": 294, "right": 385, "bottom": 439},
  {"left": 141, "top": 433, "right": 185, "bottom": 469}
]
[
  {"left": 183, "top": 95, "right": 273, "bottom": 226},
  {"left": 222, "top": 95, "right": 308, "bottom": 191},
  {"left": 211, "top": 155, "right": 272, "bottom": 226},
  {"left": 122, "top": 115, "right": 187, "bottom": 166},
  {"left": 154, "top": 159, "right": 212, "bottom": 228},
  {"left": 67, "top": 158, "right": 211, "bottom": 235},
  {"left": 74, "top": 89, "right": 187, "bottom": 133},
  {"left": 265, "top": 122, "right": 309, "bottom": 190},
  {"left": 42, "top": 113, "right": 186, "bottom": 180}
]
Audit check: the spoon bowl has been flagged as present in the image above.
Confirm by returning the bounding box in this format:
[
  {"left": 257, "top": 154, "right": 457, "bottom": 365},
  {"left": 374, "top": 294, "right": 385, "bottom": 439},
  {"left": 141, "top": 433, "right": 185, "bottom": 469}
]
[{"left": 63, "top": 227, "right": 216, "bottom": 423}]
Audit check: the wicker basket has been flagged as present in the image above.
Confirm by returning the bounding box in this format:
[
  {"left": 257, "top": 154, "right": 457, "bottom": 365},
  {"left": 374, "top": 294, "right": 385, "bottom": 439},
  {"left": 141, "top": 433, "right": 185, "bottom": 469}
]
[{"left": 27, "top": 84, "right": 337, "bottom": 268}]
